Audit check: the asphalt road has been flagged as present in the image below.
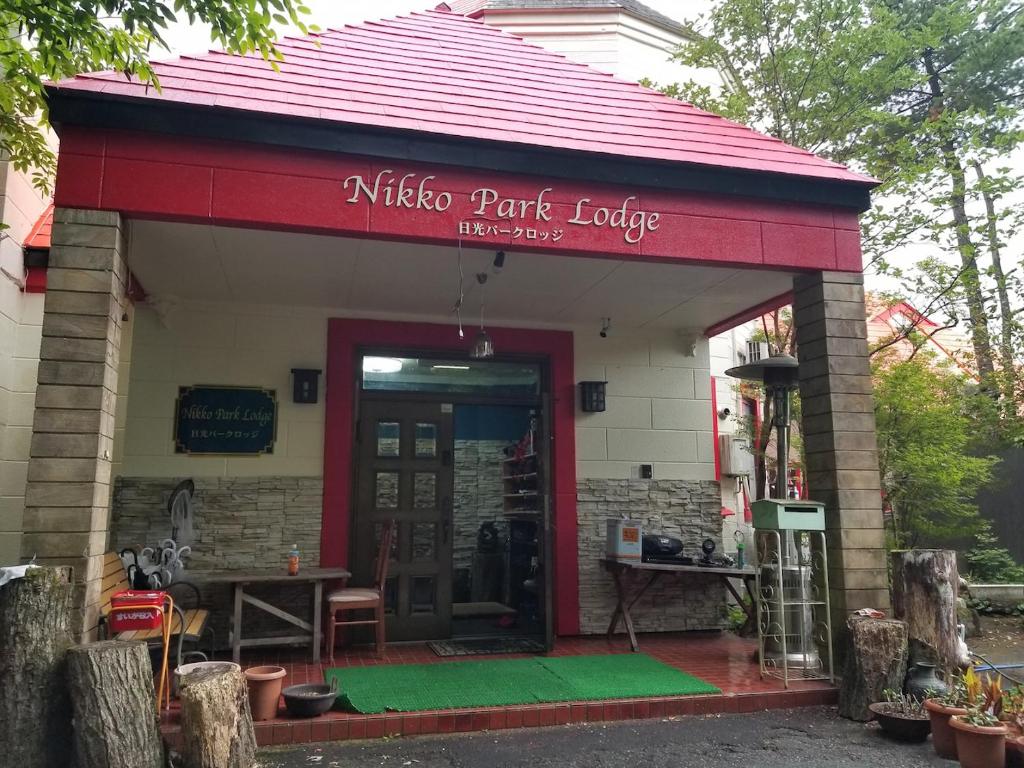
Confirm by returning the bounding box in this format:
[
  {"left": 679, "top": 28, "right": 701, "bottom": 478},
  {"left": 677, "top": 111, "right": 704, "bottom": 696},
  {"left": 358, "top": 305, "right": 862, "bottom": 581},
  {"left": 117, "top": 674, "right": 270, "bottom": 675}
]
[{"left": 258, "top": 707, "right": 950, "bottom": 768}]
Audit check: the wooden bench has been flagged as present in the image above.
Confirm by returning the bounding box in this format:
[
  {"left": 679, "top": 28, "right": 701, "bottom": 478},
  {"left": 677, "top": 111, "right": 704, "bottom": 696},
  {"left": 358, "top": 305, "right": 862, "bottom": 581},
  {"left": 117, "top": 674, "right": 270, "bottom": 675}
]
[{"left": 99, "top": 551, "right": 213, "bottom": 665}]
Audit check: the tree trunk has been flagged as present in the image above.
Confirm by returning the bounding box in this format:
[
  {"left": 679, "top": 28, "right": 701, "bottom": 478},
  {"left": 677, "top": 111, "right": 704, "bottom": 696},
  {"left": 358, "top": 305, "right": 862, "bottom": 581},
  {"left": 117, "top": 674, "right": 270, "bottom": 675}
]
[
  {"left": 66, "top": 640, "right": 163, "bottom": 768},
  {"left": 179, "top": 665, "right": 256, "bottom": 768},
  {"left": 0, "top": 566, "right": 74, "bottom": 768},
  {"left": 923, "top": 48, "right": 996, "bottom": 388},
  {"left": 890, "top": 549, "right": 969, "bottom": 675},
  {"left": 971, "top": 160, "right": 1019, "bottom": 404},
  {"left": 838, "top": 616, "right": 908, "bottom": 721}
]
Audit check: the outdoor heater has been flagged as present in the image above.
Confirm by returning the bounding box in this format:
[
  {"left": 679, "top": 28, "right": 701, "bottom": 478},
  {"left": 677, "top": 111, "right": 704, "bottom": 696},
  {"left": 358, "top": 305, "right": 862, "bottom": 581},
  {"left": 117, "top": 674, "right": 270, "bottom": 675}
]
[{"left": 725, "top": 355, "right": 833, "bottom": 687}]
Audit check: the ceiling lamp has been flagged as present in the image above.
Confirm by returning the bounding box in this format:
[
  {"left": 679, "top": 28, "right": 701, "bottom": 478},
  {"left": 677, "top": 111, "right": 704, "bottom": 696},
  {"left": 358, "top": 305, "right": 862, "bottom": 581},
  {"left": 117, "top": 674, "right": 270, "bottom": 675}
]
[
  {"left": 362, "top": 356, "right": 403, "bottom": 373},
  {"left": 470, "top": 272, "right": 495, "bottom": 359}
]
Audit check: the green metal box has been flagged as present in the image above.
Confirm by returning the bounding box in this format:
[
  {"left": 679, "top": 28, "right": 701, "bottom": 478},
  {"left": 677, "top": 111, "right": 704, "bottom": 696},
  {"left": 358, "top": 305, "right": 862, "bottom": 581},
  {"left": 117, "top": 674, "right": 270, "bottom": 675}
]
[{"left": 752, "top": 498, "right": 826, "bottom": 531}]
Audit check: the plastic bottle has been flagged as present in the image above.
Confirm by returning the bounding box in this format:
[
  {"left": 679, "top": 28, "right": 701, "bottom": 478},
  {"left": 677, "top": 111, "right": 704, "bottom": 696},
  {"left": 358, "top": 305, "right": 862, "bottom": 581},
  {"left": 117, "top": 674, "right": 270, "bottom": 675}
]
[{"left": 288, "top": 544, "right": 300, "bottom": 576}]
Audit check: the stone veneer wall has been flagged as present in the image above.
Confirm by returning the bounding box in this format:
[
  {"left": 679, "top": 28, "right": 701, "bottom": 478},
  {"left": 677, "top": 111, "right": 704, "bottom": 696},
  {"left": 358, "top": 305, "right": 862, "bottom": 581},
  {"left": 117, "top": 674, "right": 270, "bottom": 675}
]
[
  {"left": 453, "top": 439, "right": 508, "bottom": 573},
  {"left": 110, "top": 475, "right": 323, "bottom": 644},
  {"left": 576, "top": 479, "right": 725, "bottom": 634}
]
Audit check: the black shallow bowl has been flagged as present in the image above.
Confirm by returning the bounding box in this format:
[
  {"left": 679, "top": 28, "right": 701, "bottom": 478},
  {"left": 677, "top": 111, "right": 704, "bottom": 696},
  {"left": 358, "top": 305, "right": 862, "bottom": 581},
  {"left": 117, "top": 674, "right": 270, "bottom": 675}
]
[
  {"left": 282, "top": 683, "right": 337, "bottom": 718},
  {"left": 868, "top": 702, "right": 932, "bottom": 743}
]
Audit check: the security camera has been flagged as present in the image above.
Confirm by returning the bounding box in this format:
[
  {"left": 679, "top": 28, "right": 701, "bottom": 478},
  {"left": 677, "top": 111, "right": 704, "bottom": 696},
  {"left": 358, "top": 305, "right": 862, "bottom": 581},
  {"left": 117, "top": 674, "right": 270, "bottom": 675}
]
[
  {"left": 718, "top": 407, "right": 731, "bottom": 419},
  {"left": 599, "top": 317, "right": 611, "bottom": 338}
]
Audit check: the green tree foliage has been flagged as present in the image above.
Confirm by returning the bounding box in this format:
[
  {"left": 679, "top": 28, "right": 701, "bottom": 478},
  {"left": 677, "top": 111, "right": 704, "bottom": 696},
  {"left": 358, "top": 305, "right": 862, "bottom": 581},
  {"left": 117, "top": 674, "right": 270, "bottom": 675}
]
[
  {"left": 874, "top": 355, "right": 999, "bottom": 548},
  {"left": 669, "top": 0, "right": 1024, "bottom": 414},
  {"left": 1, "top": 1, "right": 315, "bottom": 192}
]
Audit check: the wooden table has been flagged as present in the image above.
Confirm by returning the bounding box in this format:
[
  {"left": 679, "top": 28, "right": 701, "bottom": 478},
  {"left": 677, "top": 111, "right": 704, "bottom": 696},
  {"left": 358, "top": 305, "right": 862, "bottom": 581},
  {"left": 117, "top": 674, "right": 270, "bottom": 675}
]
[
  {"left": 601, "top": 559, "right": 757, "bottom": 652},
  {"left": 192, "top": 567, "right": 350, "bottom": 663}
]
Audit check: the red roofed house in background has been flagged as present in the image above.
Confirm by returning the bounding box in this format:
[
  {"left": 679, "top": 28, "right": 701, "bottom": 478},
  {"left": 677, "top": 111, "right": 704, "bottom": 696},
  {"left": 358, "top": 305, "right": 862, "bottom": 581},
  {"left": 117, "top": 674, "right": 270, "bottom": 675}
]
[{"left": 18, "top": 7, "right": 887, "bottom": 732}]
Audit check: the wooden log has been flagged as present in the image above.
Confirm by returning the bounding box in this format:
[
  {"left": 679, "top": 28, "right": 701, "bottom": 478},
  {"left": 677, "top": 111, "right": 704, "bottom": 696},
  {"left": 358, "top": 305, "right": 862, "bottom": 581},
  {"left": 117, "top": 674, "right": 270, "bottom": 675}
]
[
  {"left": 179, "top": 665, "right": 257, "bottom": 768},
  {"left": 66, "top": 640, "right": 163, "bottom": 768},
  {"left": 891, "top": 549, "right": 970, "bottom": 674},
  {"left": 0, "top": 566, "right": 74, "bottom": 768},
  {"left": 838, "top": 616, "right": 908, "bottom": 721}
]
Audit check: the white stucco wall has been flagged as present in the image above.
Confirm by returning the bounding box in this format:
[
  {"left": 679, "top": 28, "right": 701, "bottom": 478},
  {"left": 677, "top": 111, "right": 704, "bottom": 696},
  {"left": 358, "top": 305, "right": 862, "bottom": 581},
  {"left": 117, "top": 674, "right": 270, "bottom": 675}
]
[
  {"left": 0, "top": 162, "right": 47, "bottom": 564},
  {"left": 117, "top": 302, "right": 715, "bottom": 483}
]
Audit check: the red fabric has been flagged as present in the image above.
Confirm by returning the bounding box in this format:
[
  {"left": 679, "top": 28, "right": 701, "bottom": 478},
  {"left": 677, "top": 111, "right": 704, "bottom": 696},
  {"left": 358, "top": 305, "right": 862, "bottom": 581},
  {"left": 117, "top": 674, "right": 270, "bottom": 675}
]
[
  {"left": 742, "top": 479, "right": 753, "bottom": 523},
  {"left": 50, "top": 11, "right": 872, "bottom": 186}
]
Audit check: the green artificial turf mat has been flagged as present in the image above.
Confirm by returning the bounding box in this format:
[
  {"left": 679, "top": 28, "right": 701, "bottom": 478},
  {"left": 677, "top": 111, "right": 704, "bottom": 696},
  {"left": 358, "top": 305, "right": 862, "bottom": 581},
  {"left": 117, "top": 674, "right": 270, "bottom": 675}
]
[{"left": 325, "top": 653, "right": 720, "bottom": 714}]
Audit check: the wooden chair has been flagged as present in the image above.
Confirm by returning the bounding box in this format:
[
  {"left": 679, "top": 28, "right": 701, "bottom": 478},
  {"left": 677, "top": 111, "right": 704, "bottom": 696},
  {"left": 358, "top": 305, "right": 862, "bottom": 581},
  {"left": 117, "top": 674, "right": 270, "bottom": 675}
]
[
  {"left": 326, "top": 520, "right": 394, "bottom": 661},
  {"left": 98, "top": 551, "right": 213, "bottom": 668}
]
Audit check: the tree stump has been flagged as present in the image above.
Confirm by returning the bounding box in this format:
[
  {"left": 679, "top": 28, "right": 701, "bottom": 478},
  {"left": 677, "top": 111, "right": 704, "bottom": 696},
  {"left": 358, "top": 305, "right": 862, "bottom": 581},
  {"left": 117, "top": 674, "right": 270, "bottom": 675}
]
[
  {"left": 66, "top": 640, "right": 163, "bottom": 768},
  {"left": 0, "top": 566, "right": 74, "bottom": 768},
  {"left": 179, "top": 665, "right": 256, "bottom": 768},
  {"left": 838, "top": 616, "right": 908, "bottom": 721},
  {"left": 891, "top": 549, "right": 970, "bottom": 674}
]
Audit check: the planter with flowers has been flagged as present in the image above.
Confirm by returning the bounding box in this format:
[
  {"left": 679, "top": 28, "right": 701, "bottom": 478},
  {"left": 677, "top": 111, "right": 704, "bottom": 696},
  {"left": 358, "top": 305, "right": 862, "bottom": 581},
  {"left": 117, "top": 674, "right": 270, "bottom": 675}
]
[
  {"left": 949, "top": 666, "right": 1007, "bottom": 768},
  {"left": 925, "top": 674, "right": 970, "bottom": 760}
]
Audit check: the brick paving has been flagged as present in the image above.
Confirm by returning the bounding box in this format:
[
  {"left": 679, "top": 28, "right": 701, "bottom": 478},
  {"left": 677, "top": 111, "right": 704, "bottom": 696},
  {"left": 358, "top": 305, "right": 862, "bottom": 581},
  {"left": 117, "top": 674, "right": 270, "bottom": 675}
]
[{"left": 160, "top": 631, "right": 835, "bottom": 749}]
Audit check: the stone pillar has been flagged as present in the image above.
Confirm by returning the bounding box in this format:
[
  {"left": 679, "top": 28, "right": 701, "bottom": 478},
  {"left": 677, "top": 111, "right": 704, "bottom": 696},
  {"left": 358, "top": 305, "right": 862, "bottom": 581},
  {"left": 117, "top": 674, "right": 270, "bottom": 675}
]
[
  {"left": 20, "top": 208, "right": 127, "bottom": 641},
  {"left": 792, "top": 271, "right": 889, "bottom": 627}
]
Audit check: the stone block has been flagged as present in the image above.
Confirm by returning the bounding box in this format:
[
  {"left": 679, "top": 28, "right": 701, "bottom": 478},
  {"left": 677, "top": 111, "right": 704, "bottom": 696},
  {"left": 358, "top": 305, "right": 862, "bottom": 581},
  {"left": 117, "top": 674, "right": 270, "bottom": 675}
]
[
  {"left": 45, "top": 267, "right": 116, "bottom": 294},
  {"left": 50, "top": 221, "right": 121, "bottom": 250},
  {"left": 802, "top": 411, "right": 878, "bottom": 436},
  {"left": 796, "top": 318, "right": 869, "bottom": 343},
  {"left": 804, "top": 450, "right": 880, "bottom": 472},
  {"left": 806, "top": 469, "right": 880, "bottom": 492},
  {"left": 833, "top": 587, "right": 892, "bottom": 613},
  {"left": 54, "top": 208, "right": 121, "bottom": 228},
  {"left": 828, "top": 566, "right": 890, "bottom": 590},
  {"left": 34, "top": 384, "right": 108, "bottom": 411},
  {"left": 799, "top": 373, "right": 874, "bottom": 398},
  {"left": 798, "top": 336, "right": 871, "bottom": 362},
  {"left": 803, "top": 429, "right": 878, "bottom": 455},
  {"left": 799, "top": 353, "right": 871, "bottom": 380},
  {"left": 793, "top": 298, "right": 868, "bottom": 325},
  {"left": 32, "top": 408, "right": 104, "bottom": 435},
  {"left": 43, "top": 289, "right": 118, "bottom": 318},
  {"left": 793, "top": 280, "right": 866, "bottom": 306},
  {"left": 42, "top": 312, "right": 113, "bottom": 340},
  {"left": 800, "top": 393, "right": 875, "bottom": 417},
  {"left": 48, "top": 244, "right": 119, "bottom": 271},
  {"left": 25, "top": 480, "right": 110, "bottom": 508},
  {"left": 606, "top": 429, "right": 699, "bottom": 462},
  {"left": 39, "top": 336, "right": 111, "bottom": 364},
  {"left": 22, "top": 506, "right": 106, "bottom": 533},
  {"left": 21, "top": 529, "right": 107, "bottom": 558},
  {"left": 30, "top": 432, "right": 105, "bottom": 459},
  {"left": 795, "top": 271, "right": 864, "bottom": 289},
  {"left": 27, "top": 458, "right": 105, "bottom": 483},
  {"left": 37, "top": 360, "right": 106, "bottom": 387}
]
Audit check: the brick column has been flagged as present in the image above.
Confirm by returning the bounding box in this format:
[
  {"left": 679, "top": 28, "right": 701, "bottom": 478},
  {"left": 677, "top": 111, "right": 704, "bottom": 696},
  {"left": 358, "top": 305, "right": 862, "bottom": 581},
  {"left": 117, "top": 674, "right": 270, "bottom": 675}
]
[
  {"left": 20, "top": 208, "right": 127, "bottom": 641},
  {"left": 792, "top": 271, "right": 890, "bottom": 627}
]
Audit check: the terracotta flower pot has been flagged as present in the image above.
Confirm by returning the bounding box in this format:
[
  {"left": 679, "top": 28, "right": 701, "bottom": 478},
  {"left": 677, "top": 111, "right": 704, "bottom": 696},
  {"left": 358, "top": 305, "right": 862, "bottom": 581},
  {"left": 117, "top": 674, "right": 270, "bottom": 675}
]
[
  {"left": 244, "top": 665, "right": 287, "bottom": 721},
  {"left": 950, "top": 715, "right": 1008, "bottom": 768},
  {"left": 925, "top": 698, "right": 968, "bottom": 759},
  {"left": 1006, "top": 727, "right": 1024, "bottom": 768}
]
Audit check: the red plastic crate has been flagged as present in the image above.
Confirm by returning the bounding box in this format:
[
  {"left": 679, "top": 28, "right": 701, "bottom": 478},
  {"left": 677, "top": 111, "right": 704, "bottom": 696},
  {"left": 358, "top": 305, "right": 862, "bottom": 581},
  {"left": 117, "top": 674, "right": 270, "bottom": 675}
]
[{"left": 109, "top": 590, "right": 166, "bottom": 632}]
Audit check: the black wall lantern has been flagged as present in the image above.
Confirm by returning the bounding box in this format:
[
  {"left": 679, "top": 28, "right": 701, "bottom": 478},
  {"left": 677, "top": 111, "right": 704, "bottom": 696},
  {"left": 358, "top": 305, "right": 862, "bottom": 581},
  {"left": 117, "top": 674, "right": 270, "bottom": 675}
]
[
  {"left": 579, "top": 381, "right": 608, "bottom": 413},
  {"left": 291, "top": 368, "right": 322, "bottom": 404}
]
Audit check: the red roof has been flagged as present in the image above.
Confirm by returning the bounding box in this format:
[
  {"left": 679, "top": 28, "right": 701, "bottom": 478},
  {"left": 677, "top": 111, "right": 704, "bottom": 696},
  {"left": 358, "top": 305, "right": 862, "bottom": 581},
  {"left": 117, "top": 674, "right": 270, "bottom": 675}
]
[
  {"left": 24, "top": 203, "right": 54, "bottom": 250},
  {"left": 49, "top": 9, "right": 872, "bottom": 185}
]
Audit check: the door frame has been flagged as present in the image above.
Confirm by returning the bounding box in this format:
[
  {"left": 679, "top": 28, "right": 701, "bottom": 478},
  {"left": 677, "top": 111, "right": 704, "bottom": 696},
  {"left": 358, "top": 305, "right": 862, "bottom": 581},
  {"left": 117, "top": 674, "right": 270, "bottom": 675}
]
[{"left": 322, "top": 319, "right": 580, "bottom": 637}]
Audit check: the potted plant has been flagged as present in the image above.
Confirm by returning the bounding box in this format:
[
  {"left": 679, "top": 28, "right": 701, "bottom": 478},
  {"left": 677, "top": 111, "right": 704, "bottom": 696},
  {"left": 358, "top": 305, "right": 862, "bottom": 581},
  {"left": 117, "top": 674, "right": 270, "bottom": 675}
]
[
  {"left": 868, "top": 689, "right": 931, "bottom": 742},
  {"left": 925, "top": 674, "right": 970, "bottom": 760},
  {"left": 950, "top": 668, "right": 1007, "bottom": 768},
  {"left": 1001, "top": 686, "right": 1024, "bottom": 767}
]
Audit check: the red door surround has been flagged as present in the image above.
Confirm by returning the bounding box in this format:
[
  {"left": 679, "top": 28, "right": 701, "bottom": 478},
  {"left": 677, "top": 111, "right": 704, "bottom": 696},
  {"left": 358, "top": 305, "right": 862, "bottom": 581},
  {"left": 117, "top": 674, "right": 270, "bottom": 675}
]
[{"left": 322, "top": 318, "right": 579, "bottom": 636}]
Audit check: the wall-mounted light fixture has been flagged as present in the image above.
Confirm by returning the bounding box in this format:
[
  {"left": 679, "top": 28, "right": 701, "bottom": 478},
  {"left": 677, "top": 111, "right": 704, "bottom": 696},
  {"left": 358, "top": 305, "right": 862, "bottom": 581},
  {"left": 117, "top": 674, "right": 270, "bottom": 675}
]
[
  {"left": 579, "top": 381, "right": 608, "bottom": 413},
  {"left": 291, "top": 368, "right": 322, "bottom": 404}
]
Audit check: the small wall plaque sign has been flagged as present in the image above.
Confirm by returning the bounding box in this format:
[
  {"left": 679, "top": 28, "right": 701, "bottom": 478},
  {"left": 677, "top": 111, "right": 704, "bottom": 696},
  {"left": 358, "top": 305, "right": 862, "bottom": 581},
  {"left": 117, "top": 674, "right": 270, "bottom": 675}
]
[{"left": 174, "top": 386, "right": 277, "bottom": 454}]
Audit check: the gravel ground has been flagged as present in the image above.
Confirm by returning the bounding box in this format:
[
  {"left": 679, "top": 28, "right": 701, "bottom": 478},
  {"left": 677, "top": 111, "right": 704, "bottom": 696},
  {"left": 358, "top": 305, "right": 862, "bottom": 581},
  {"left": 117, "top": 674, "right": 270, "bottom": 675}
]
[{"left": 258, "top": 707, "right": 950, "bottom": 768}]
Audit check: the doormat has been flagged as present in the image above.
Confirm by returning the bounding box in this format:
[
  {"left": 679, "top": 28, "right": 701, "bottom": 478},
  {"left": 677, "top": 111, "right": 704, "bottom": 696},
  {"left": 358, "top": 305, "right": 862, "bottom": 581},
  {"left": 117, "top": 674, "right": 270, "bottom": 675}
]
[
  {"left": 427, "top": 636, "right": 547, "bottom": 657},
  {"left": 325, "top": 654, "right": 720, "bottom": 714}
]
